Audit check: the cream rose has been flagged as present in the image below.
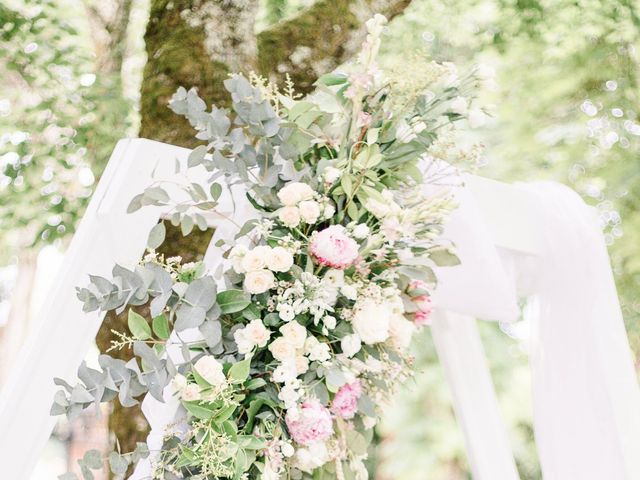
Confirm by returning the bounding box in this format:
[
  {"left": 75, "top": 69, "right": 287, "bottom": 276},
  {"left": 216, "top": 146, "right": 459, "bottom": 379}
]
[
  {"left": 269, "top": 337, "right": 297, "bottom": 362},
  {"left": 244, "top": 269, "right": 275, "bottom": 294},
  {"left": 194, "top": 355, "right": 226, "bottom": 387},
  {"left": 234, "top": 319, "right": 272, "bottom": 354},
  {"left": 350, "top": 299, "right": 391, "bottom": 345},
  {"left": 278, "top": 206, "right": 301, "bottom": 227},
  {"left": 340, "top": 334, "right": 362, "bottom": 357},
  {"left": 298, "top": 200, "right": 321, "bottom": 224},
  {"left": 280, "top": 321, "right": 307, "bottom": 349},
  {"left": 267, "top": 246, "right": 294, "bottom": 272},
  {"left": 388, "top": 314, "right": 415, "bottom": 350},
  {"left": 277, "top": 182, "right": 315, "bottom": 206},
  {"left": 241, "top": 246, "right": 271, "bottom": 272}
]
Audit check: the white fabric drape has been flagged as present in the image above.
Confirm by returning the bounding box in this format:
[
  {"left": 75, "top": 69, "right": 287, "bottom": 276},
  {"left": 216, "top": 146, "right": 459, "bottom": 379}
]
[{"left": 524, "top": 182, "right": 640, "bottom": 479}]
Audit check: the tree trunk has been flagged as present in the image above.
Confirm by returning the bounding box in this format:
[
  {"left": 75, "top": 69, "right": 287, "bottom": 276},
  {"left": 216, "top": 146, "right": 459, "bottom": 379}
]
[{"left": 97, "top": 0, "right": 413, "bottom": 465}]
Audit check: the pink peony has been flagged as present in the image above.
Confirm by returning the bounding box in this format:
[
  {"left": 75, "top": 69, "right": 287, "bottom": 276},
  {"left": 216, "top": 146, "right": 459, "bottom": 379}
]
[
  {"left": 285, "top": 400, "right": 333, "bottom": 446},
  {"left": 331, "top": 381, "right": 362, "bottom": 420},
  {"left": 309, "top": 225, "right": 359, "bottom": 269},
  {"left": 413, "top": 295, "right": 433, "bottom": 327}
]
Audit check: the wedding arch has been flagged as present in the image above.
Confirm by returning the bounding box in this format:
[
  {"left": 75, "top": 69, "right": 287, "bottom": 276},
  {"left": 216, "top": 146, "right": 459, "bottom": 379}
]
[{"left": 1, "top": 137, "right": 639, "bottom": 479}]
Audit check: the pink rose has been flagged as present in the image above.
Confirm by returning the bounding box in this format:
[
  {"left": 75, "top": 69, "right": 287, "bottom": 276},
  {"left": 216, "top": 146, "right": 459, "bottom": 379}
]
[
  {"left": 309, "top": 225, "right": 359, "bottom": 269},
  {"left": 331, "top": 381, "right": 362, "bottom": 420},
  {"left": 414, "top": 310, "right": 432, "bottom": 327},
  {"left": 285, "top": 400, "right": 333, "bottom": 446}
]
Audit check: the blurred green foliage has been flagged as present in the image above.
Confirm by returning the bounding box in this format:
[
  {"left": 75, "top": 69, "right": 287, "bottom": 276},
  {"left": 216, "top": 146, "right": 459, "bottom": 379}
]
[
  {"left": 0, "top": 0, "right": 132, "bottom": 259},
  {"left": 1, "top": 0, "right": 639, "bottom": 478}
]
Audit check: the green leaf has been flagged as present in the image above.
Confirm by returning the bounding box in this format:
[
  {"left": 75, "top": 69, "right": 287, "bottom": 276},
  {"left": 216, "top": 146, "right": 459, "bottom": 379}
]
[
  {"left": 108, "top": 452, "right": 129, "bottom": 475},
  {"left": 341, "top": 174, "right": 353, "bottom": 198},
  {"left": 429, "top": 248, "right": 461, "bottom": 267},
  {"left": 183, "top": 400, "right": 214, "bottom": 420},
  {"left": 128, "top": 309, "right": 151, "bottom": 340},
  {"left": 147, "top": 222, "right": 165, "bottom": 249},
  {"left": 228, "top": 357, "right": 251, "bottom": 383},
  {"left": 152, "top": 314, "right": 170, "bottom": 340},
  {"left": 317, "top": 73, "right": 348, "bottom": 86},
  {"left": 217, "top": 290, "right": 251, "bottom": 314},
  {"left": 210, "top": 182, "right": 223, "bottom": 201}
]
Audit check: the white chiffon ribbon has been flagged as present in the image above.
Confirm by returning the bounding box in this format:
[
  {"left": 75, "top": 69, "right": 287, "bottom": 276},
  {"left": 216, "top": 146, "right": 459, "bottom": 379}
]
[{"left": 524, "top": 182, "right": 640, "bottom": 479}]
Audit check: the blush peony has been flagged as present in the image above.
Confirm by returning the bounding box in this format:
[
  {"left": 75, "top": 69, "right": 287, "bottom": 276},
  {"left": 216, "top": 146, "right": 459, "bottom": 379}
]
[
  {"left": 285, "top": 400, "right": 333, "bottom": 446},
  {"left": 309, "top": 225, "right": 359, "bottom": 269},
  {"left": 331, "top": 380, "right": 362, "bottom": 419}
]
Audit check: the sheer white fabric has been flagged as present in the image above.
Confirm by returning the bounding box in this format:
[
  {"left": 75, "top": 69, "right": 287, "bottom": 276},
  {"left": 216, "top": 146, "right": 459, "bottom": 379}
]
[{"left": 523, "top": 182, "right": 640, "bottom": 479}]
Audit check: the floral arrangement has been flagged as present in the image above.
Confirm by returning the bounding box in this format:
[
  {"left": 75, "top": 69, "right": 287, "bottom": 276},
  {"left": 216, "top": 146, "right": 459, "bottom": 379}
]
[{"left": 52, "top": 14, "right": 489, "bottom": 480}]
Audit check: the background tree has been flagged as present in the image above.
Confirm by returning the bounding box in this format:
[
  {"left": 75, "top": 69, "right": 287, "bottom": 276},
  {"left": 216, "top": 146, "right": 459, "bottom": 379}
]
[{"left": 97, "top": 0, "right": 415, "bottom": 460}]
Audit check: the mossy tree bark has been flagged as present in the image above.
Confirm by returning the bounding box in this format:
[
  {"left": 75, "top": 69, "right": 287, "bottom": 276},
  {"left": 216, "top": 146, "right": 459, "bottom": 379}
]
[{"left": 96, "top": 0, "right": 412, "bottom": 467}]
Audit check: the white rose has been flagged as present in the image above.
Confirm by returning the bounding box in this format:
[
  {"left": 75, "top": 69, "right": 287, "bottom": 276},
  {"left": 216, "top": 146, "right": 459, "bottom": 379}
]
[
  {"left": 341, "top": 334, "right": 362, "bottom": 357},
  {"left": 298, "top": 200, "right": 321, "bottom": 224},
  {"left": 293, "top": 442, "right": 329, "bottom": 473},
  {"left": 323, "top": 166, "right": 341, "bottom": 184},
  {"left": 323, "top": 315, "right": 337, "bottom": 330},
  {"left": 273, "top": 362, "right": 297, "bottom": 383},
  {"left": 351, "top": 300, "right": 391, "bottom": 345},
  {"left": 181, "top": 383, "right": 201, "bottom": 401},
  {"left": 340, "top": 284, "right": 358, "bottom": 301},
  {"left": 171, "top": 373, "right": 188, "bottom": 393},
  {"left": 468, "top": 109, "right": 487, "bottom": 129},
  {"left": 323, "top": 269, "right": 344, "bottom": 287},
  {"left": 388, "top": 314, "right": 415, "bottom": 350},
  {"left": 277, "top": 182, "right": 315, "bottom": 206},
  {"left": 278, "top": 206, "right": 301, "bottom": 227},
  {"left": 241, "top": 246, "right": 270, "bottom": 272},
  {"left": 278, "top": 303, "right": 295, "bottom": 322},
  {"left": 278, "top": 383, "right": 301, "bottom": 410},
  {"left": 267, "top": 246, "right": 294, "bottom": 272},
  {"left": 295, "top": 355, "right": 310, "bottom": 375},
  {"left": 323, "top": 203, "right": 336, "bottom": 219},
  {"left": 234, "top": 328, "right": 254, "bottom": 355},
  {"left": 281, "top": 442, "right": 295, "bottom": 458},
  {"left": 279, "top": 321, "right": 307, "bottom": 349},
  {"left": 352, "top": 224, "right": 370, "bottom": 239},
  {"left": 450, "top": 96, "right": 468, "bottom": 115},
  {"left": 229, "top": 244, "right": 248, "bottom": 273},
  {"left": 244, "top": 269, "right": 276, "bottom": 294},
  {"left": 269, "top": 337, "right": 297, "bottom": 361},
  {"left": 365, "top": 199, "right": 391, "bottom": 218},
  {"left": 194, "top": 355, "right": 226, "bottom": 387},
  {"left": 244, "top": 319, "right": 271, "bottom": 348},
  {"left": 307, "top": 341, "right": 331, "bottom": 363}
]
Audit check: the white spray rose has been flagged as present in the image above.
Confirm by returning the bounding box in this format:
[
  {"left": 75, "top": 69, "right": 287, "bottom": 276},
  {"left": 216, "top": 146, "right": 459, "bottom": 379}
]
[
  {"left": 450, "top": 96, "right": 468, "bottom": 115},
  {"left": 234, "top": 319, "right": 271, "bottom": 355},
  {"left": 323, "top": 203, "right": 336, "bottom": 219},
  {"left": 388, "top": 314, "right": 415, "bottom": 350},
  {"left": 278, "top": 206, "right": 301, "bottom": 227},
  {"left": 352, "top": 224, "right": 370, "bottom": 239},
  {"left": 244, "top": 269, "right": 276, "bottom": 294},
  {"left": 293, "top": 442, "right": 329, "bottom": 473},
  {"left": 272, "top": 363, "right": 297, "bottom": 383},
  {"left": 295, "top": 355, "right": 310, "bottom": 374},
  {"left": 279, "top": 321, "right": 307, "bottom": 349},
  {"left": 340, "top": 284, "right": 358, "bottom": 301},
  {"left": 341, "top": 334, "right": 362, "bottom": 357},
  {"left": 277, "top": 182, "right": 315, "bottom": 206},
  {"left": 269, "top": 337, "right": 297, "bottom": 362},
  {"left": 194, "top": 356, "right": 226, "bottom": 387},
  {"left": 281, "top": 442, "right": 295, "bottom": 458},
  {"left": 365, "top": 199, "right": 391, "bottom": 218},
  {"left": 277, "top": 303, "right": 295, "bottom": 322},
  {"left": 298, "top": 200, "right": 321, "bottom": 224},
  {"left": 241, "top": 246, "right": 271, "bottom": 272},
  {"left": 350, "top": 299, "right": 391, "bottom": 345},
  {"left": 305, "top": 337, "right": 331, "bottom": 363},
  {"left": 267, "top": 246, "right": 294, "bottom": 272},
  {"left": 323, "top": 166, "right": 341, "bottom": 184},
  {"left": 323, "top": 315, "right": 337, "bottom": 330},
  {"left": 323, "top": 269, "right": 344, "bottom": 287}
]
